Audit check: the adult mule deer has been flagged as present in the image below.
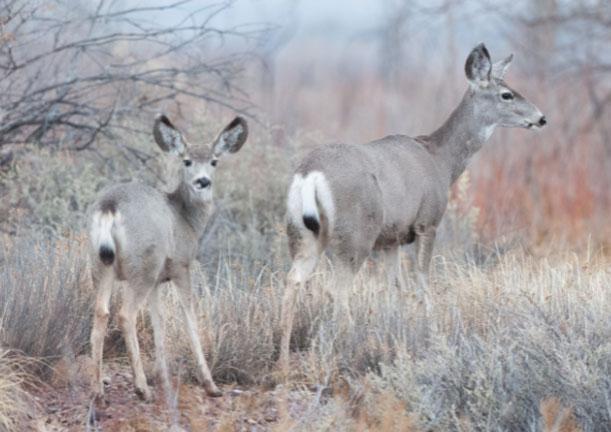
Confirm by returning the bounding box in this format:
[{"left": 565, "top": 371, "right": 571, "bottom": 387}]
[
  {"left": 88, "top": 114, "right": 248, "bottom": 401},
  {"left": 279, "top": 43, "right": 546, "bottom": 370}
]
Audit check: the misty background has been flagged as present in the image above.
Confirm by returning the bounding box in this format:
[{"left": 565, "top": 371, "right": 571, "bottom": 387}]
[
  {"left": 0, "top": 2, "right": 610, "bottom": 430},
  {"left": 0, "top": 0, "right": 609, "bottom": 244}
]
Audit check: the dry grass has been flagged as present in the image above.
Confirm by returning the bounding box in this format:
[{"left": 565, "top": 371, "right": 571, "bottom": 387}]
[
  {"left": 350, "top": 383, "right": 420, "bottom": 432},
  {"left": 541, "top": 398, "right": 583, "bottom": 432},
  {"left": 0, "top": 234, "right": 94, "bottom": 364},
  {"left": 0, "top": 75, "right": 609, "bottom": 429},
  {"left": 0, "top": 350, "right": 36, "bottom": 432},
  {"left": 0, "top": 140, "right": 609, "bottom": 429},
  {"left": 3, "top": 223, "right": 607, "bottom": 430},
  {"left": 150, "top": 242, "right": 609, "bottom": 431}
]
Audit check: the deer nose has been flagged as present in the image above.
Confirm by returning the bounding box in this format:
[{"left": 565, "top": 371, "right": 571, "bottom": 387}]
[
  {"left": 194, "top": 177, "right": 211, "bottom": 189},
  {"left": 538, "top": 116, "right": 547, "bottom": 127}
]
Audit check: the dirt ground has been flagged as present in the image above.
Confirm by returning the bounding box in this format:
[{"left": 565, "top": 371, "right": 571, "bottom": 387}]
[{"left": 27, "top": 359, "right": 312, "bottom": 432}]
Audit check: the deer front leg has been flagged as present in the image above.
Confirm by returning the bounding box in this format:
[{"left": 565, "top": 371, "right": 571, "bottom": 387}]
[
  {"left": 90, "top": 267, "right": 113, "bottom": 401},
  {"left": 414, "top": 225, "right": 437, "bottom": 327},
  {"left": 415, "top": 225, "right": 436, "bottom": 275},
  {"left": 174, "top": 268, "right": 221, "bottom": 397}
]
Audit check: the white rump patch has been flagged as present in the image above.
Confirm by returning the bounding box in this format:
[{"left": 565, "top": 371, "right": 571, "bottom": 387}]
[
  {"left": 309, "top": 172, "right": 335, "bottom": 230},
  {"left": 91, "top": 211, "right": 116, "bottom": 252},
  {"left": 287, "top": 174, "right": 304, "bottom": 225},
  {"left": 300, "top": 174, "right": 319, "bottom": 220},
  {"left": 286, "top": 171, "right": 335, "bottom": 233},
  {"left": 90, "top": 211, "right": 125, "bottom": 255}
]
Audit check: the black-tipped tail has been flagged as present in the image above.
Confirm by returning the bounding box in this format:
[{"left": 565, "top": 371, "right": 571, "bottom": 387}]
[
  {"left": 99, "top": 245, "right": 115, "bottom": 265},
  {"left": 303, "top": 215, "right": 320, "bottom": 236}
]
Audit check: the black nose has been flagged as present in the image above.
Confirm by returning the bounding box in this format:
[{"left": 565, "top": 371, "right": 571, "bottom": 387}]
[
  {"left": 195, "top": 177, "right": 211, "bottom": 188},
  {"left": 538, "top": 116, "right": 547, "bottom": 127}
]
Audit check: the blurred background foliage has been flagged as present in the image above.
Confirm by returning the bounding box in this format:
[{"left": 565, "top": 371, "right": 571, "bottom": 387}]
[
  {"left": 0, "top": 1, "right": 609, "bottom": 430},
  {"left": 0, "top": 0, "right": 609, "bottom": 249}
]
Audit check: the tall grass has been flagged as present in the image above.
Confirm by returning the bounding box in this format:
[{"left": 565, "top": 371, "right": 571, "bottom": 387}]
[
  {"left": 167, "top": 149, "right": 610, "bottom": 430},
  {"left": 0, "top": 116, "right": 608, "bottom": 430},
  {"left": 0, "top": 350, "right": 36, "bottom": 432},
  {"left": 0, "top": 235, "right": 93, "bottom": 362},
  {"left": 146, "top": 242, "right": 609, "bottom": 431}
]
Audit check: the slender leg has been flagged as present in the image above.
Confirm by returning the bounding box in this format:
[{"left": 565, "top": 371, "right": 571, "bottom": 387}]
[
  {"left": 90, "top": 266, "right": 113, "bottom": 400},
  {"left": 331, "top": 262, "right": 356, "bottom": 324},
  {"left": 279, "top": 250, "right": 320, "bottom": 374},
  {"left": 415, "top": 225, "right": 436, "bottom": 275},
  {"left": 383, "top": 246, "right": 405, "bottom": 291},
  {"left": 174, "top": 268, "right": 221, "bottom": 397},
  {"left": 148, "top": 286, "right": 170, "bottom": 394},
  {"left": 119, "top": 287, "right": 151, "bottom": 401},
  {"left": 414, "top": 225, "right": 437, "bottom": 330}
]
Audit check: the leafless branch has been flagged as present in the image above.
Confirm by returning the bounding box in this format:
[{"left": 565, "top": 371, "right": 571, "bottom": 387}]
[{"left": 0, "top": 0, "right": 265, "bottom": 149}]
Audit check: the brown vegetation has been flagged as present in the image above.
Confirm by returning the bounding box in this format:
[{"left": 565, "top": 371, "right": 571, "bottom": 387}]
[{"left": 0, "top": 0, "right": 610, "bottom": 431}]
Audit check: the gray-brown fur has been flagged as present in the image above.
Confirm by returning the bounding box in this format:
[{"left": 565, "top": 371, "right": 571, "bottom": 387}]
[
  {"left": 90, "top": 181, "right": 210, "bottom": 282},
  {"left": 279, "top": 43, "right": 546, "bottom": 372},
  {"left": 295, "top": 137, "right": 447, "bottom": 266},
  {"left": 88, "top": 114, "right": 248, "bottom": 402},
  {"left": 292, "top": 43, "right": 544, "bottom": 274}
]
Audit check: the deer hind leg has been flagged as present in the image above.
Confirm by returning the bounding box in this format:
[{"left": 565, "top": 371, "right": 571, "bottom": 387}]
[
  {"left": 330, "top": 259, "right": 359, "bottom": 324},
  {"left": 279, "top": 227, "right": 321, "bottom": 374},
  {"left": 119, "top": 285, "right": 151, "bottom": 401},
  {"left": 329, "top": 238, "right": 370, "bottom": 325},
  {"left": 174, "top": 268, "right": 221, "bottom": 397},
  {"left": 383, "top": 246, "right": 406, "bottom": 291},
  {"left": 148, "top": 286, "right": 170, "bottom": 394},
  {"left": 90, "top": 265, "right": 113, "bottom": 400}
]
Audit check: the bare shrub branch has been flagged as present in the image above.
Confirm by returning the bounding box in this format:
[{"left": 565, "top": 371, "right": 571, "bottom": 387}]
[{"left": 0, "top": 0, "right": 263, "bottom": 150}]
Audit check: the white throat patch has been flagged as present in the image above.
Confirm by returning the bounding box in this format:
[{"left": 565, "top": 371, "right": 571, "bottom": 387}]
[{"left": 481, "top": 125, "right": 496, "bottom": 142}]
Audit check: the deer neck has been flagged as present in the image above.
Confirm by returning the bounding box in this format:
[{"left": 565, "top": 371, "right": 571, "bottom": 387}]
[
  {"left": 426, "top": 89, "right": 495, "bottom": 185},
  {"left": 167, "top": 183, "right": 211, "bottom": 236}
]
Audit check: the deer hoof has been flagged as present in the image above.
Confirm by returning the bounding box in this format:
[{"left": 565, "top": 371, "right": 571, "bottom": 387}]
[
  {"left": 91, "top": 388, "right": 110, "bottom": 408},
  {"left": 135, "top": 385, "right": 152, "bottom": 401},
  {"left": 206, "top": 388, "right": 223, "bottom": 398},
  {"left": 204, "top": 381, "right": 222, "bottom": 397}
]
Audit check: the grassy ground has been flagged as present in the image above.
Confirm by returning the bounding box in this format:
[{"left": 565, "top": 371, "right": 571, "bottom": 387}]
[
  {"left": 0, "top": 222, "right": 609, "bottom": 430},
  {"left": 0, "top": 123, "right": 609, "bottom": 431}
]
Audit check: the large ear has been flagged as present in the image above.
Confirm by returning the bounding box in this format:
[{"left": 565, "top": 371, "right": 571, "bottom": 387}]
[
  {"left": 153, "top": 114, "right": 187, "bottom": 156},
  {"left": 465, "top": 43, "right": 492, "bottom": 86},
  {"left": 491, "top": 53, "right": 513, "bottom": 80},
  {"left": 212, "top": 116, "right": 248, "bottom": 157}
]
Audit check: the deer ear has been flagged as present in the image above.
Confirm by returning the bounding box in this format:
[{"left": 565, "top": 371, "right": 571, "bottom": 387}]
[
  {"left": 492, "top": 53, "right": 513, "bottom": 79},
  {"left": 153, "top": 114, "right": 187, "bottom": 156},
  {"left": 465, "top": 43, "right": 492, "bottom": 86},
  {"left": 212, "top": 117, "right": 248, "bottom": 157}
]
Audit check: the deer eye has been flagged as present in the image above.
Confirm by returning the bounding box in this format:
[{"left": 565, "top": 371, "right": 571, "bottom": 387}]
[
  {"left": 183, "top": 159, "right": 192, "bottom": 167},
  {"left": 501, "top": 92, "right": 514, "bottom": 100},
  {"left": 210, "top": 159, "right": 217, "bottom": 167}
]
